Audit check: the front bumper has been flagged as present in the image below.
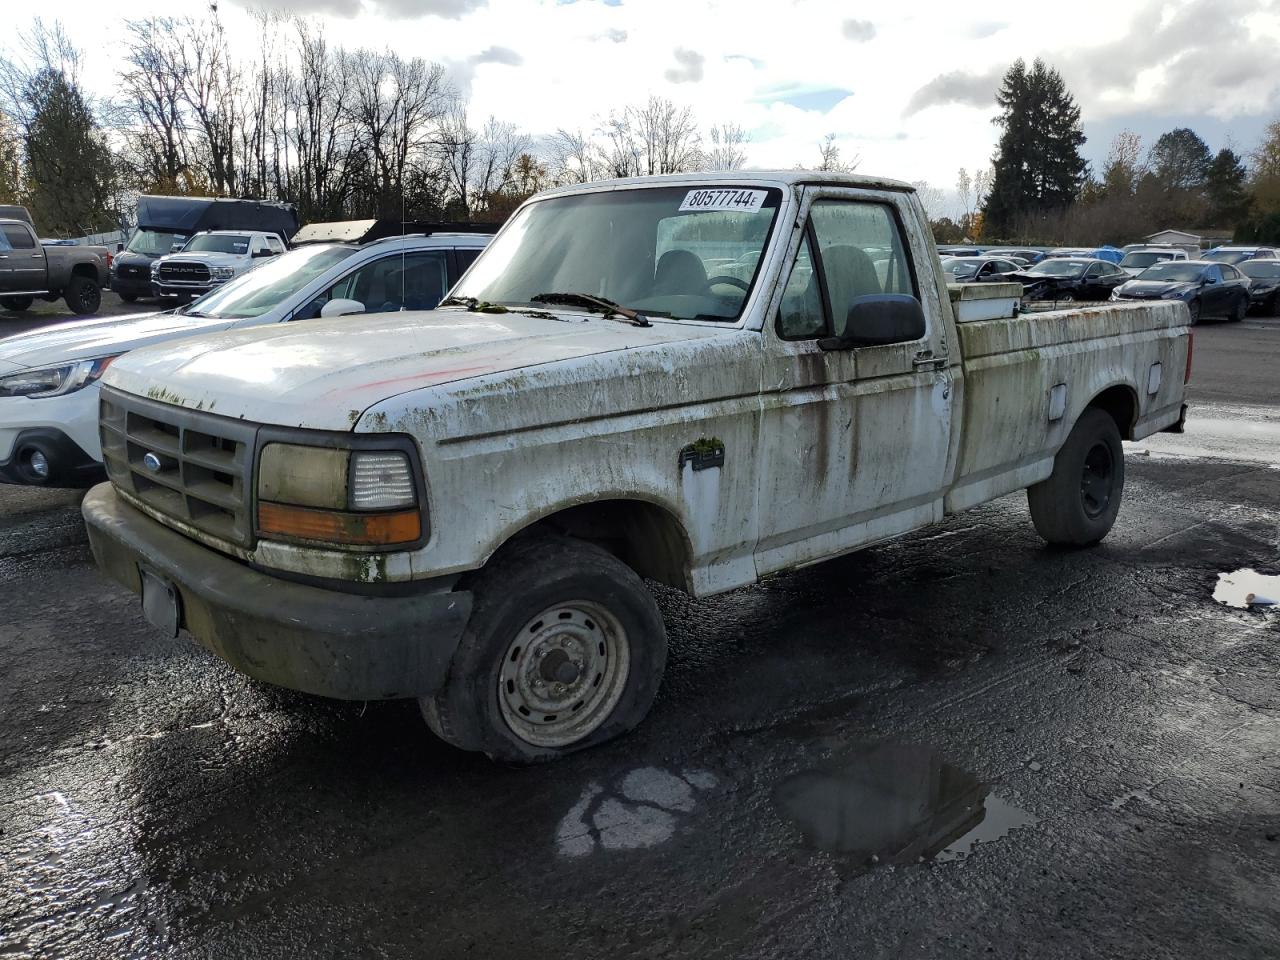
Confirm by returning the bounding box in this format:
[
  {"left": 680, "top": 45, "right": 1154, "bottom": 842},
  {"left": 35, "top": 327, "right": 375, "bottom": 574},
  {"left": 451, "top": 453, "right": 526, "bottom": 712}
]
[
  {"left": 83, "top": 484, "right": 473, "bottom": 700},
  {"left": 152, "top": 281, "right": 216, "bottom": 298},
  {"left": 0, "top": 427, "right": 102, "bottom": 486},
  {"left": 110, "top": 275, "right": 153, "bottom": 298}
]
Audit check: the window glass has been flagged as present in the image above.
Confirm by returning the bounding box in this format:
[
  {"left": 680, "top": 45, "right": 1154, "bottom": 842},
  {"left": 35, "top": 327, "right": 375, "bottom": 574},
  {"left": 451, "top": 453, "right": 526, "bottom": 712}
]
[
  {"left": 777, "top": 234, "right": 824, "bottom": 340},
  {"left": 453, "top": 186, "right": 782, "bottom": 323},
  {"left": 190, "top": 244, "right": 359, "bottom": 320},
  {"left": 1207, "top": 265, "right": 1224, "bottom": 282},
  {"left": 295, "top": 251, "right": 450, "bottom": 320},
  {"left": 1221, "top": 265, "right": 1240, "bottom": 280},
  {"left": 267, "top": 236, "right": 285, "bottom": 253},
  {"left": 809, "top": 200, "right": 916, "bottom": 338},
  {"left": 1085, "top": 263, "right": 1103, "bottom": 278},
  {"left": 2, "top": 224, "right": 34, "bottom": 249},
  {"left": 455, "top": 247, "right": 482, "bottom": 274},
  {"left": 185, "top": 234, "right": 251, "bottom": 254}
]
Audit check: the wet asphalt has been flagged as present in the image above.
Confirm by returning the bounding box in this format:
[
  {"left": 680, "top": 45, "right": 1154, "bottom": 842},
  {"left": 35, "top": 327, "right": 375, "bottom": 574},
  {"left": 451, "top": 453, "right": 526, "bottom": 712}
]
[{"left": 2, "top": 314, "right": 1279, "bottom": 959}]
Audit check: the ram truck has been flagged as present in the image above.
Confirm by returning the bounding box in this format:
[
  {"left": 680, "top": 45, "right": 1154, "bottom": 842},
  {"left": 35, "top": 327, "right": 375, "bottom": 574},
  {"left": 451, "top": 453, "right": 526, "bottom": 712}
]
[
  {"left": 0, "top": 219, "right": 110, "bottom": 315},
  {"left": 82, "top": 171, "right": 1191, "bottom": 762},
  {"left": 150, "top": 230, "right": 287, "bottom": 301}
]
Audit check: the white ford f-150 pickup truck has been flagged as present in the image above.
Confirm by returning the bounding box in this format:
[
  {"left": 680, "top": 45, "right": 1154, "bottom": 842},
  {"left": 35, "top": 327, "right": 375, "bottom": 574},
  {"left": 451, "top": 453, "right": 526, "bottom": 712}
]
[{"left": 83, "top": 171, "right": 1191, "bottom": 762}]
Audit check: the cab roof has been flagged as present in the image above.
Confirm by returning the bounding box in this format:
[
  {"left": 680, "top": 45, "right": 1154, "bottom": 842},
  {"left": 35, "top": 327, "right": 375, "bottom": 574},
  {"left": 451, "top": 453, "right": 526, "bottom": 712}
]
[{"left": 533, "top": 169, "right": 915, "bottom": 201}]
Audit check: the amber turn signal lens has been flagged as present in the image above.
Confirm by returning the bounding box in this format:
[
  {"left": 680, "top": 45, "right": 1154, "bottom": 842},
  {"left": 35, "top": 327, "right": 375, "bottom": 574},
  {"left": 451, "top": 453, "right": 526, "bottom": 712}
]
[{"left": 258, "top": 501, "right": 421, "bottom": 546}]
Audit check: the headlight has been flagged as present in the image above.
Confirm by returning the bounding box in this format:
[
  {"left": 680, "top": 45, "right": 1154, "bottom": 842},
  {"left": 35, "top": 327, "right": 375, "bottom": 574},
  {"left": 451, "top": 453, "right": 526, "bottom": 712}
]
[
  {"left": 1110, "top": 290, "right": 1123, "bottom": 300},
  {"left": 1161, "top": 288, "right": 1188, "bottom": 299},
  {"left": 256, "top": 442, "right": 423, "bottom": 547},
  {"left": 150, "top": 261, "right": 161, "bottom": 275},
  {"left": 0, "top": 356, "right": 117, "bottom": 399},
  {"left": 211, "top": 266, "right": 235, "bottom": 279}
]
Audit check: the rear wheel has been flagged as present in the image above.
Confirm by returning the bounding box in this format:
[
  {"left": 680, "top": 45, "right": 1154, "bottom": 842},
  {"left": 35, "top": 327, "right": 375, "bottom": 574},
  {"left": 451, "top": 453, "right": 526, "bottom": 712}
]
[
  {"left": 64, "top": 275, "right": 101, "bottom": 315},
  {"left": 1187, "top": 298, "right": 1200, "bottom": 325},
  {"left": 1028, "top": 407, "right": 1125, "bottom": 547},
  {"left": 421, "top": 534, "right": 668, "bottom": 763},
  {"left": 0, "top": 295, "right": 33, "bottom": 311},
  {"left": 1231, "top": 295, "right": 1248, "bottom": 322}
]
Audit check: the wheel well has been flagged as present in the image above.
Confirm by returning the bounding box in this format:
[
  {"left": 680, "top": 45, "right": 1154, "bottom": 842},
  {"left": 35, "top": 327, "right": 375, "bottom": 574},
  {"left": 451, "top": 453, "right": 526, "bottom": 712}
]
[
  {"left": 70, "top": 263, "right": 98, "bottom": 282},
  {"left": 1088, "top": 385, "right": 1138, "bottom": 440},
  {"left": 511, "top": 499, "right": 692, "bottom": 590}
]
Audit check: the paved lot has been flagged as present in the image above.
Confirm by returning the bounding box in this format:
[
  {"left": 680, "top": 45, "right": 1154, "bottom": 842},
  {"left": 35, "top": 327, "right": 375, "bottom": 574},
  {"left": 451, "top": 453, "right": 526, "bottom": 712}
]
[
  {"left": 1, "top": 315, "right": 1278, "bottom": 959},
  {"left": 0, "top": 291, "right": 165, "bottom": 336}
]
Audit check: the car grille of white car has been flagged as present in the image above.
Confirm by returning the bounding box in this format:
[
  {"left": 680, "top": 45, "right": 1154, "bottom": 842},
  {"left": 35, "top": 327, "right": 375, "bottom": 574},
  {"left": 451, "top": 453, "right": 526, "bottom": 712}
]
[
  {"left": 100, "top": 388, "right": 256, "bottom": 549},
  {"left": 157, "top": 261, "right": 211, "bottom": 283}
]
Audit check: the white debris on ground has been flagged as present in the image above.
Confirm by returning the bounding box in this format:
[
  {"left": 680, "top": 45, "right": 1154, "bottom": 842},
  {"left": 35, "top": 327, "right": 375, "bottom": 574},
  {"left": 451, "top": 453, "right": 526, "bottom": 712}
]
[{"left": 1213, "top": 568, "right": 1280, "bottom": 609}]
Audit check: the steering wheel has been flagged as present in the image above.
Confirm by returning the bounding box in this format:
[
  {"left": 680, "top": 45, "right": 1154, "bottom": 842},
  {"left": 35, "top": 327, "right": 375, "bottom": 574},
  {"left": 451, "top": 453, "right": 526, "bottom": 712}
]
[{"left": 707, "top": 275, "right": 751, "bottom": 292}]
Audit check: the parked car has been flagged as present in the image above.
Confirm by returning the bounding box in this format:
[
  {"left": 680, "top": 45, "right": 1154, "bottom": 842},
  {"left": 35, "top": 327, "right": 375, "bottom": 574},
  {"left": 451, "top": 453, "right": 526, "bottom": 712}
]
[
  {"left": 1234, "top": 259, "right": 1280, "bottom": 314},
  {"left": 0, "top": 231, "right": 491, "bottom": 486},
  {"left": 981, "top": 247, "right": 1045, "bottom": 265},
  {"left": 0, "top": 219, "right": 110, "bottom": 315},
  {"left": 1111, "top": 260, "right": 1251, "bottom": 323},
  {"left": 150, "top": 230, "right": 287, "bottom": 301},
  {"left": 1041, "top": 247, "right": 1094, "bottom": 259},
  {"left": 82, "top": 171, "right": 1190, "bottom": 762},
  {"left": 1119, "top": 247, "right": 1188, "bottom": 277},
  {"left": 937, "top": 245, "right": 982, "bottom": 257},
  {"left": 111, "top": 196, "right": 299, "bottom": 303},
  {"left": 940, "top": 256, "right": 1022, "bottom": 282},
  {"left": 1012, "top": 257, "right": 1129, "bottom": 301},
  {"left": 1202, "top": 246, "right": 1279, "bottom": 265}
]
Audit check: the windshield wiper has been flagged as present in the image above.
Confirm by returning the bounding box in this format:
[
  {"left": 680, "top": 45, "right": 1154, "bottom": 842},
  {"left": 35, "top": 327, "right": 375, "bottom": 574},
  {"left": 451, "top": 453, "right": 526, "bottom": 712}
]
[{"left": 530, "top": 292, "right": 651, "bottom": 327}]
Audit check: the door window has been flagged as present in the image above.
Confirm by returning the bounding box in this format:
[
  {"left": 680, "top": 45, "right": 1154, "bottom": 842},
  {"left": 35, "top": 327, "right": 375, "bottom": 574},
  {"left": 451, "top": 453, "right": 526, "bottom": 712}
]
[
  {"left": 777, "top": 234, "right": 824, "bottom": 340},
  {"left": 267, "top": 236, "right": 285, "bottom": 254},
  {"left": 294, "top": 251, "right": 450, "bottom": 320},
  {"left": 809, "top": 200, "right": 918, "bottom": 339},
  {"left": 1, "top": 224, "right": 34, "bottom": 249}
]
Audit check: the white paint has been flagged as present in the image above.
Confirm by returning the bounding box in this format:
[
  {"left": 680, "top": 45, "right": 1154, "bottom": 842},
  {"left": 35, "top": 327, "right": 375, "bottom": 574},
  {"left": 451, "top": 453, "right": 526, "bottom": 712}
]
[
  {"left": 554, "top": 767, "right": 718, "bottom": 858},
  {"left": 1213, "top": 568, "right": 1280, "bottom": 609}
]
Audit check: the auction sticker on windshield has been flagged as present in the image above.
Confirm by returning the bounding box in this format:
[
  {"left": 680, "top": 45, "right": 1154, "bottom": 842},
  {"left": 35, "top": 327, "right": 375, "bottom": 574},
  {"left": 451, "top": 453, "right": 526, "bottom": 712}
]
[{"left": 679, "top": 188, "right": 768, "bottom": 213}]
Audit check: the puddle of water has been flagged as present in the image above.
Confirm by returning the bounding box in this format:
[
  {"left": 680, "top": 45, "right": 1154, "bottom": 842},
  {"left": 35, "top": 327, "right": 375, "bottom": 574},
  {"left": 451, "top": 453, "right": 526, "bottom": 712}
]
[
  {"left": 1213, "top": 568, "right": 1280, "bottom": 609},
  {"left": 775, "top": 743, "right": 1036, "bottom": 865}
]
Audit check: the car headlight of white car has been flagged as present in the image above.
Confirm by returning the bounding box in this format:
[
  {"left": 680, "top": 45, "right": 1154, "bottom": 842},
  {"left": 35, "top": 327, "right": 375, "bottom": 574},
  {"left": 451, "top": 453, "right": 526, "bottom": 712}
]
[
  {"left": 211, "top": 266, "right": 236, "bottom": 279},
  {"left": 0, "top": 357, "right": 118, "bottom": 399}
]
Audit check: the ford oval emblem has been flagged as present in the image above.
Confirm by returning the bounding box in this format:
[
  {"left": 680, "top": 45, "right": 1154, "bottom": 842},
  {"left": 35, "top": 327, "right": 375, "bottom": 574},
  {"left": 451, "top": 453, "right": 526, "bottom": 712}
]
[{"left": 142, "top": 452, "right": 164, "bottom": 473}]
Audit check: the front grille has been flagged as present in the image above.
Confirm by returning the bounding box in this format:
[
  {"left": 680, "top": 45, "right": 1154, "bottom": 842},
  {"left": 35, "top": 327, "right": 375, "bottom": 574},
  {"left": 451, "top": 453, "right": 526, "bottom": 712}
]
[
  {"left": 119, "top": 265, "right": 145, "bottom": 277},
  {"left": 157, "top": 260, "right": 210, "bottom": 283},
  {"left": 100, "top": 388, "right": 257, "bottom": 549}
]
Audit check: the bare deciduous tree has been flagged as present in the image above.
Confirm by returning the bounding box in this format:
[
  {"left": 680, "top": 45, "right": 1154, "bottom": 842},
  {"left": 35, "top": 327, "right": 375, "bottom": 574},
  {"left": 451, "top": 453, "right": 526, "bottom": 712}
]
[{"left": 706, "top": 123, "right": 749, "bottom": 171}]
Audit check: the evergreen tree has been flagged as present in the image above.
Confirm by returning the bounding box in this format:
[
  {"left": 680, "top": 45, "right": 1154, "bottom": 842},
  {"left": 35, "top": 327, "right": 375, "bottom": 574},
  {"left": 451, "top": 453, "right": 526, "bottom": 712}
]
[
  {"left": 1205, "top": 148, "right": 1249, "bottom": 227},
  {"left": 982, "top": 58, "right": 1087, "bottom": 237},
  {"left": 1147, "top": 128, "right": 1212, "bottom": 191},
  {"left": 23, "top": 67, "right": 116, "bottom": 235}
]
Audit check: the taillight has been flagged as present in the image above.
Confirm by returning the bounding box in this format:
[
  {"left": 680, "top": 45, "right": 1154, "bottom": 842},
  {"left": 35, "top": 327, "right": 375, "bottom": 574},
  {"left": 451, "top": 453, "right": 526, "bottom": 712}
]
[
  {"left": 105, "top": 252, "right": 113, "bottom": 270},
  {"left": 1184, "top": 330, "right": 1194, "bottom": 384}
]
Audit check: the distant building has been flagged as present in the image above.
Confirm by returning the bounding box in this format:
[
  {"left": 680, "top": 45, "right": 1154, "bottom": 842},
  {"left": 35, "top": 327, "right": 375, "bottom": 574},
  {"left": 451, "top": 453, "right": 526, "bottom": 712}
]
[{"left": 1144, "top": 229, "right": 1201, "bottom": 256}]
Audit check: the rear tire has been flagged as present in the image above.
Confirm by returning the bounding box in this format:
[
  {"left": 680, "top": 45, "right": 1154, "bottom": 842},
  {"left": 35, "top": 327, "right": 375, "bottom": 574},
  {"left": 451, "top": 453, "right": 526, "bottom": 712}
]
[
  {"left": 1187, "top": 299, "right": 1200, "bottom": 325},
  {"left": 63, "top": 275, "right": 101, "bottom": 315},
  {"left": 0, "top": 295, "right": 33, "bottom": 311},
  {"left": 421, "top": 534, "right": 668, "bottom": 763},
  {"left": 1028, "top": 408, "right": 1125, "bottom": 547},
  {"left": 1231, "top": 295, "right": 1248, "bottom": 322}
]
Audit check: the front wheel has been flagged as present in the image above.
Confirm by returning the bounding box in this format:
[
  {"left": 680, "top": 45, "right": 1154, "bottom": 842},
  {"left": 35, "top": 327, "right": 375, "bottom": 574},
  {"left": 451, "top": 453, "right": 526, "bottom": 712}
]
[
  {"left": 1187, "top": 298, "right": 1200, "bottom": 325},
  {"left": 1028, "top": 407, "right": 1125, "bottom": 547},
  {"left": 0, "top": 295, "right": 33, "bottom": 311},
  {"left": 1231, "top": 295, "right": 1248, "bottom": 322},
  {"left": 421, "top": 534, "right": 668, "bottom": 762},
  {"left": 64, "top": 275, "right": 102, "bottom": 315}
]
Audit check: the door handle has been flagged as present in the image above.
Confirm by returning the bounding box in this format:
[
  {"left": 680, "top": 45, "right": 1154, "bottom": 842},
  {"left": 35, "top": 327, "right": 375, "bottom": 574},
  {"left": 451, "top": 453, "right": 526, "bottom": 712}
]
[
  {"left": 0, "top": 255, "right": 8, "bottom": 259},
  {"left": 30, "top": 254, "right": 42, "bottom": 259},
  {"left": 913, "top": 352, "right": 948, "bottom": 371}
]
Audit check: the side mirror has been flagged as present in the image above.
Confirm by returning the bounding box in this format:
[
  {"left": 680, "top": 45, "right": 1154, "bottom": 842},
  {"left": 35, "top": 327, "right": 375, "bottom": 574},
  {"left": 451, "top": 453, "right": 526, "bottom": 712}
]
[
  {"left": 1204, "top": 277, "right": 1217, "bottom": 284},
  {"left": 115, "top": 242, "right": 124, "bottom": 253},
  {"left": 818, "top": 295, "right": 926, "bottom": 351},
  {"left": 252, "top": 248, "right": 273, "bottom": 258},
  {"left": 320, "top": 298, "right": 365, "bottom": 319}
]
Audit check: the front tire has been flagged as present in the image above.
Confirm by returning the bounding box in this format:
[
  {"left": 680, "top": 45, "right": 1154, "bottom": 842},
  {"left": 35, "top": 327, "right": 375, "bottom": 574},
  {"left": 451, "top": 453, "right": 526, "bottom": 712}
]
[
  {"left": 1231, "top": 295, "right": 1248, "bottom": 322},
  {"left": 421, "top": 534, "right": 668, "bottom": 763},
  {"left": 1028, "top": 408, "right": 1125, "bottom": 547},
  {"left": 64, "top": 275, "right": 101, "bottom": 314},
  {"left": 1187, "top": 298, "right": 1200, "bottom": 325},
  {"left": 0, "top": 295, "right": 33, "bottom": 311}
]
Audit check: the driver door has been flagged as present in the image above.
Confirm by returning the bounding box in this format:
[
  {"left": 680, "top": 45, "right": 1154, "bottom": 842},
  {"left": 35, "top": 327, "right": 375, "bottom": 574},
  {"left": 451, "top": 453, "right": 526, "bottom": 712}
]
[{"left": 754, "top": 188, "right": 955, "bottom": 575}]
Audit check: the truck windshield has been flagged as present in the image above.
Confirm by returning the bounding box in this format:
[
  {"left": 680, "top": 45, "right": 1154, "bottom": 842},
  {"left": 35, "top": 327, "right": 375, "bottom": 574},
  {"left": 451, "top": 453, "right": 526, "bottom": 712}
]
[
  {"left": 126, "top": 228, "right": 190, "bottom": 256},
  {"left": 184, "top": 234, "right": 252, "bottom": 254},
  {"left": 186, "top": 245, "right": 359, "bottom": 319},
  {"left": 452, "top": 185, "right": 783, "bottom": 322}
]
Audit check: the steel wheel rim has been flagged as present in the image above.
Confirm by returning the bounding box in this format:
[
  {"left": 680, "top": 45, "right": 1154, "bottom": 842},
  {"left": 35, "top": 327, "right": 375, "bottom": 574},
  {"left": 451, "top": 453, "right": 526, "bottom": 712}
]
[
  {"left": 498, "top": 600, "right": 630, "bottom": 748},
  {"left": 1080, "top": 441, "right": 1114, "bottom": 518}
]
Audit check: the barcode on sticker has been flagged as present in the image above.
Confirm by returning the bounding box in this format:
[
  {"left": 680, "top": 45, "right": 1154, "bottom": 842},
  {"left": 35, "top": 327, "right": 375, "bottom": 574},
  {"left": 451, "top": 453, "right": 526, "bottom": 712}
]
[{"left": 679, "top": 188, "right": 768, "bottom": 213}]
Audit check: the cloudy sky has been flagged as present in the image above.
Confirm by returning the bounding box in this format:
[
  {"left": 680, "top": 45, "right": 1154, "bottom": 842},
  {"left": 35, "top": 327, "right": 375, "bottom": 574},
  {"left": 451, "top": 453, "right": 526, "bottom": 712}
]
[{"left": 15, "top": 0, "right": 1280, "bottom": 205}]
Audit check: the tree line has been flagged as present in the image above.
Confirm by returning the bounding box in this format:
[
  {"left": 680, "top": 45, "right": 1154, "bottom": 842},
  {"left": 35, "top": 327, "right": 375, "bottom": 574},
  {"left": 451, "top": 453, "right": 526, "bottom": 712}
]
[{"left": 941, "top": 57, "right": 1280, "bottom": 246}]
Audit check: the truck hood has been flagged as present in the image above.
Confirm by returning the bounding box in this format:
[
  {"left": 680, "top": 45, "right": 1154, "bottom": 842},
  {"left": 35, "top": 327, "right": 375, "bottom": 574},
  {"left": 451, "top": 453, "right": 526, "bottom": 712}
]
[
  {"left": 160, "top": 251, "right": 247, "bottom": 267},
  {"left": 0, "top": 310, "right": 238, "bottom": 369},
  {"left": 103, "top": 308, "right": 725, "bottom": 430}
]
